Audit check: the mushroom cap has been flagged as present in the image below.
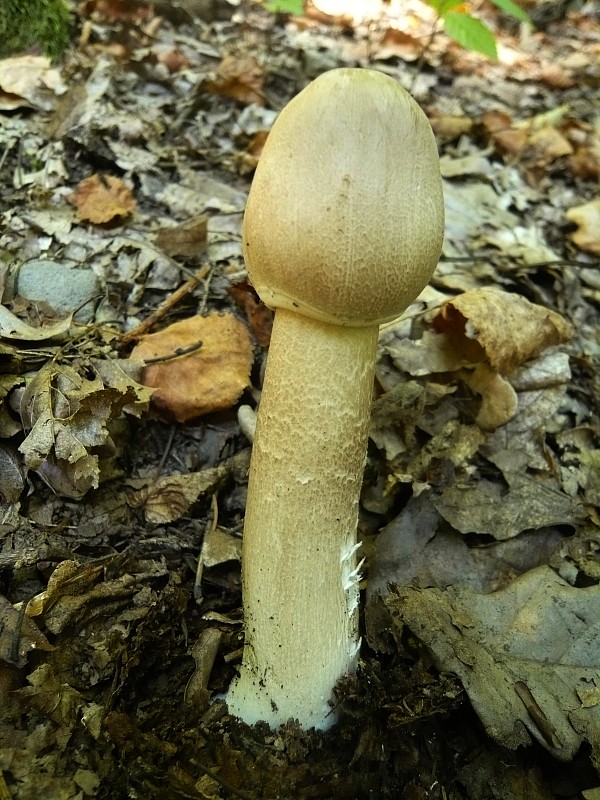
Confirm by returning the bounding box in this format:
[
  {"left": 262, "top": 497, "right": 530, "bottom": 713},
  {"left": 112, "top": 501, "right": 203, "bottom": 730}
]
[{"left": 243, "top": 68, "right": 444, "bottom": 327}]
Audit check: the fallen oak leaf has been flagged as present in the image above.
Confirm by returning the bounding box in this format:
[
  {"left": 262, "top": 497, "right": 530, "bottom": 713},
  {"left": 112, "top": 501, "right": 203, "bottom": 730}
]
[{"left": 70, "top": 174, "right": 136, "bottom": 224}]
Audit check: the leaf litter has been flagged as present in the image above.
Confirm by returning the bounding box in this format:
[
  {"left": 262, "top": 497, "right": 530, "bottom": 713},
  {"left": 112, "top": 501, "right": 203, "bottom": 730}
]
[{"left": 0, "top": 0, "right": 599, "bottom": 798}]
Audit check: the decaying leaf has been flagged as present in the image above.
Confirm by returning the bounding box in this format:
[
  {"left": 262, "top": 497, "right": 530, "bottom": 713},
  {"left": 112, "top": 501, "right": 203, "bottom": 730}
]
[
  {"left": 130, "top": 465, "right": 230, "bottom": 524},
  {"left": 70, "top": 174, "right": 136, "bottom": 224},
  {"left": 379, "top": 567, "right": 600, "bottom": 762},
  {"left": 432, "top": 288, "right": 573, "bottom": 375},
  {"left": 229, "top": 281, "right": 273, "bottom": 347},
  {"left": 205, "top": 55, "right": 266, "bottom": 106},
  {"left": 431, "top": 473, "right": 585, "bottom": 540},
  {"left": 566, "top": 199, "right": 600, "bottom": 255},
  {"left": 0, "top": 445, "right": 26, "bottom": 502},
  {"left": 0, "top": 595, "right": 52, "bottom": 668},
  {"left": 0, "top": 56, "right": 66, "bottom": 111},
  {"left": 154, "top": 216, "right": 208, "bottom": 259},
  {"left": 0, "top": 304, "right": 72, "bottom": 341},
  {"left": 131, "top": 312, "right": 253, "bottom": 422},
  {"left": 18, "top": 361, "right": 152, "bottom": 498},
  {"left": 127, "top": 449, "right": 250, "bottom": 524}
]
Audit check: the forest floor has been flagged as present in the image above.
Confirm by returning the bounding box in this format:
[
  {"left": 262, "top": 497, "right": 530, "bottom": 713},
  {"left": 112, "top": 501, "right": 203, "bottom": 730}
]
[{"left": 0, "top": 0, "right": 599, "bottom": 798}]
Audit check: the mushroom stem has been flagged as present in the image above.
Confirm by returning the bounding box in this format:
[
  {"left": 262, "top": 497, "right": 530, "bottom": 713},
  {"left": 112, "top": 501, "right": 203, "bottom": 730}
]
[{"left": 227, "top": 308, "right": 378, "bottom": 729}]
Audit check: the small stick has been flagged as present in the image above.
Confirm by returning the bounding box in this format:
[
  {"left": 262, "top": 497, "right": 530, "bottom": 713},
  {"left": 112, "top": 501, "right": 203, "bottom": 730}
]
[{"left": 121, "top": 264, "right": 211, "bottom": 344}]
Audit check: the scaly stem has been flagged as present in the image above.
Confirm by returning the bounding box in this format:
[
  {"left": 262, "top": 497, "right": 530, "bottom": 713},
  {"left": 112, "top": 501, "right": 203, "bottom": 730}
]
[{"left": 227, "top": 308, "right": 378, "bottom": 729}]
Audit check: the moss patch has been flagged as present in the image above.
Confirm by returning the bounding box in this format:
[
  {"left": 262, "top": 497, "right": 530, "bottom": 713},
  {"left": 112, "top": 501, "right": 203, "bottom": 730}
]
[{"left": 0, "top": 0, "right": 71, "bottom": 60}]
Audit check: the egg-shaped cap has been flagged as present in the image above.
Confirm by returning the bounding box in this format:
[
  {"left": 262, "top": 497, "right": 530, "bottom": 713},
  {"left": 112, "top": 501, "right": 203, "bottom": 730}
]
[{"left": 243, "top": 68, "right": 444, "bottom": 327}]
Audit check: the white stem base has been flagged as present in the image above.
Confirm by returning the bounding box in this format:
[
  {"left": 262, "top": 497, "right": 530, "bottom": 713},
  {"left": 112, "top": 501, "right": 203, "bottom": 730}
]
[{"left": 227, "top": 309, "right": 378, "bottom": 729}]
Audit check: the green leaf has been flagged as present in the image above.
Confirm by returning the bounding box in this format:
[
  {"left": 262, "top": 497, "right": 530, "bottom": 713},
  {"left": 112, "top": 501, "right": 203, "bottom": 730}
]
[
  {"left": 443, "top": 12, "right": 499, "bottom": 59},
  {"left": 263, "top": 0, "right": 304, "bottom": 13},
  {"left": 489, "top": 0, "right": 531, "bottom": 24},
  {"left": 421, "top": 0, "right": 464, "bottom": 16},
  {"left": 439, "top": 0, "right": 465, "bottom": 15}
]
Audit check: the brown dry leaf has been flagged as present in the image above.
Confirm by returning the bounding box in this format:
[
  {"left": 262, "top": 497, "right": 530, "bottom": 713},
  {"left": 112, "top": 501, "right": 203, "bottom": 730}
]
[
  {"left": 229, "top": 281, "right": 273, "bottom": 347},
  {"left": 429, "top": 112, "right": 474, "bottom": 144},
  {"left": 135, "top": 465, "right": 230, "bottom": 524},
  {"left": 463, "top": 365, "right": 518, "bottom": 431},
  {"left": 18, "top": 361, "right": 152, "bottom": 498},
  {"left": 433, "top": 288, "right": 573, "bottom": 375},
  {"left": 565, "top": 199, "right": 600, "bottom": 255},
  {"left": 481, "top": 110, "right": 527, "bottom": 157},
  {"left": 374, "top": 28, "right": 422, "bottom": 62},
  {"left": 26, "top": 560, "right": 103, "bottom": 619},
  {"left": 154, "top": 216, "right": 208, "bottom": 259},
  {"left": 0, "top": 56, "right": 66, "bottom": 111},
  {"left": 205, "top": 55, "right": 266, "bottom": 106},
  {"left": 538, "top": 61, "right": 576, "bottom": 89},
  {"left": 235, "top": 130, "right": 269, "bottom": 175},
  {"left": 70, "top": 174, "right": 136, "bottom": 224},
  {"left": 78, "top": 0, "right": 155, "bottom": 23},
  {"left": 569, "top": 146, "right": 600, "bottom": 180},
  {"left": 525, "top": 125, "right": 573, "bottom": 164},
  {"left": 131, "top": 312, "right": 253, "bottom": 422},
  {"left": 0, "top": 595, "right": 53, "bottom": 668}
]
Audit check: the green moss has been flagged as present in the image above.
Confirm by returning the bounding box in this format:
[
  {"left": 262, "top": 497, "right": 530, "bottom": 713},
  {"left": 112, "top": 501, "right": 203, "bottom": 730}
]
[{"left": 0, "top": 0, "right": 71, "bottom": 61}]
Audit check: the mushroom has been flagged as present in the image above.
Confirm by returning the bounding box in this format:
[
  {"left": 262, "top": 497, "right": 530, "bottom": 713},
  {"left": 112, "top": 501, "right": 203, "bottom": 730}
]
[{"left": 226, "top": 68, "right": 444, "bottom": 730}]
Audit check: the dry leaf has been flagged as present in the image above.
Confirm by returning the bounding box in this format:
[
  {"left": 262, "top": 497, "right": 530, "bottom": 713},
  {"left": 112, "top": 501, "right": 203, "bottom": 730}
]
[
  {"left": 131, "top": 312, "right": 253, "bottom": 421},
  {"left": 526, "top": 125, "right": 573, "bottom": 163},
  {"left": 381, "top": 567, "right": 600, "bottom": 762},
  {"left": 78, "top": 0, "right": 154, "bottom": 22},
  {"left": 566, "top": 199, "right": 600, "bottom": 255},
  {"left": 374, "top": 28, "right": 421, "bottom": 62},
  {"left": 429, "top": 112, "right": 474, "bottom": 143},
  {"left": 154, "top": 216, "right": 208, "bottom": 259},
  {"left": 433, "top": 288, "right": 573, "bottom": 375},
  {"left": 18, "top": 361, "right": 152, "bottom": 498},
  {"left": 463, "top": 365, "right": 518, "bottom": 431},
  {"left": 70, "top": 174, "right": 136, "bottom": 224},
  {"left": 482, "top": 110, "right": 527, "bottom": 157},
  {"left": 0, "top": 304, "right": 72, "bottom": 341},
  {"left": 0, "top": 595, "right": 53, "bottom": 668},
  {"left": 135, "top": 466, "right": 229, "bottom": 524},
  {"left": 229, "top": 281, "right": 273, "bottom": 347},
  {"left": 0, "top": 56, "right": 66, "bottom": 111},
  {"left": 205, "top": 55, "right": 266, "bottom": 106}
]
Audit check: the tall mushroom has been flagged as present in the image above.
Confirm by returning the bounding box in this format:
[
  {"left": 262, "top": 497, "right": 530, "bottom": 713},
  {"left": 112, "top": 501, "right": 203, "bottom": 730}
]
[{"left": 227, "top": 68, "right": 444, "bottom": 730}]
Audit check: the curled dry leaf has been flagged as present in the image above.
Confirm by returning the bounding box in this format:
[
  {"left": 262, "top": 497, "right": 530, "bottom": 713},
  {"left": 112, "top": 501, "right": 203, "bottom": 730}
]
[
  {"left": 70, "top": 174, "right": 136, "bottom": 224},
  {"left": 0, "top": 56, "right": 66, "bottom": 111},
  {"left": 433, "top": 287, "right": 573, "bottom": 375},
  {"left": 131, "top": 312, "right": 253, "bottom": 422},
  {"left": 429, "top": 288, "right": 572, "bottom": 430},
  {"left": 0, "top": 595, "right": 53, "bottom": 668},
  {"left": 565, "top": 198, "right": 600, "bottom": 255},
  {"left": 204, "top": 55, "right": 266, "bottom": 106},
  {"left": 18, "top": 361, "right": 152, "bottom": 498}
]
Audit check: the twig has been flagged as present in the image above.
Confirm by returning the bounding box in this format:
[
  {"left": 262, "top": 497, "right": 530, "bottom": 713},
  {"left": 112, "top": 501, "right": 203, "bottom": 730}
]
[{"left": 121, "top": 264, "right": 211, "bottom": 344}]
